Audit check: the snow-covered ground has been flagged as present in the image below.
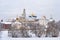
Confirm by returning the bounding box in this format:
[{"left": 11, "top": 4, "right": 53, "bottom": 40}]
[
  {"left": 0, "top": 31, "right": 60, "bottom": 40},
  {"left": 28, "top": 30, "right": 38, "bottom": 38}
]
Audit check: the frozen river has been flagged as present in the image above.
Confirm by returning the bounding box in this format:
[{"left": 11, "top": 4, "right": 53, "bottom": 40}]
[{"left": 0, "top": 31, "right": 60, "bottom": 40}]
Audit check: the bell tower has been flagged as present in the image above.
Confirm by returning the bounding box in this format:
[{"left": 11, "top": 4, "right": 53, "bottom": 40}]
[{"left": 22, "top": 9, "right": 26, "bottom": 19}]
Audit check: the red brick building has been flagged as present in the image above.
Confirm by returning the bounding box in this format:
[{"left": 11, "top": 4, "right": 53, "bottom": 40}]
[{"left": 1, "top": 22, "right": 11, "bottom": 29}]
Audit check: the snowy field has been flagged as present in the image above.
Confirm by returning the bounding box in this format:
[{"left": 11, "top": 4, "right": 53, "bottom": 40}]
[
  {"left": 0, "top": 31, "right": 60, "bottom": 40},
  {"left": 0, "top": 37, "right": 60, "bottom": 40}
]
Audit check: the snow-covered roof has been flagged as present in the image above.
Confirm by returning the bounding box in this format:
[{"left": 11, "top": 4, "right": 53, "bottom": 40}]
[
  {"left": 14, "top": 22, "right": 21, "bottom": 24},
  {"left": 49, "top": 19, "right": 54, "bottom": 22},
  {"left": 1, "top": 22, "right": 12, "bottom": 24}
]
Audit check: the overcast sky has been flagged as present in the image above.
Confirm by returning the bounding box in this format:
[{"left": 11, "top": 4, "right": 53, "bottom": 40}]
[{"left": 0, "top": 0, "right": 60, "bottom": 21}]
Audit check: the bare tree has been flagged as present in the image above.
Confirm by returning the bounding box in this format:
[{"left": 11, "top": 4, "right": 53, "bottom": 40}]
[{"left": 46, "top": 20, "right": 59, "bottom": 37}]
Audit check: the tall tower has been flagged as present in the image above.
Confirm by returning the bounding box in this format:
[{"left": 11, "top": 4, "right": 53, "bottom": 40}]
[
  {"left": 22, "top": 9, "right": 26, "bottom": 19},
  {"left": 49, "top": 15, "right": 54, "bottom": 21}
]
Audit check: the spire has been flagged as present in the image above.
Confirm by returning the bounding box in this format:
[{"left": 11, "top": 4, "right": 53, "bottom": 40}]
[
  {"left": 49, "top": 15, "right": 54, "bottom": 21},
  {"left": 50, "top": 15, "right": 53, "bottom": 19},
  {"left": 22, "top": 9, "right": 26, "bottom": 19}
]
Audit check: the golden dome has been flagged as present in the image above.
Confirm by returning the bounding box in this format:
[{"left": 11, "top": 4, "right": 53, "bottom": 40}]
[
  {"left": 16, "top": 17, "right": 19, "bottom": 20},
  {"left": 31, "top": 12, "right": 36, "bottom": 16}
]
